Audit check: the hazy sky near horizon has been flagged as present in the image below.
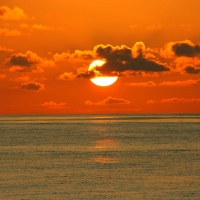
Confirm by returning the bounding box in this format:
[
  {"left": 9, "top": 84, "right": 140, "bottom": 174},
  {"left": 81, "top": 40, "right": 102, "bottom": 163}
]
[{"left": 1, "top": 0, "right": 200, "bottom": 114}]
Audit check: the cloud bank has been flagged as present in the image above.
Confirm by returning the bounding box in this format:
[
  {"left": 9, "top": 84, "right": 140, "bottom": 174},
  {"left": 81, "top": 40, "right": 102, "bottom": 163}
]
[
  {"left": 55, "top": 40, "right": 200, "bottom": 79},
  {"left": 77, "top": 43, "right": 169, "bottom": 78}
]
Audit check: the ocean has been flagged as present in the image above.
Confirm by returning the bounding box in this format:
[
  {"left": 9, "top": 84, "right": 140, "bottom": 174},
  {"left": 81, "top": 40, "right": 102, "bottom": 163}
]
[{"left": 0, "top": 114, "right": 199, "bottom": 200}]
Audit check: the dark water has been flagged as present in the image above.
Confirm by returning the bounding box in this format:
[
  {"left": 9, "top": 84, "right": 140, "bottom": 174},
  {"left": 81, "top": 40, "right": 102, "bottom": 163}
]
[{"left": 0, "top": 114, "right": 199, "bottom": 199}]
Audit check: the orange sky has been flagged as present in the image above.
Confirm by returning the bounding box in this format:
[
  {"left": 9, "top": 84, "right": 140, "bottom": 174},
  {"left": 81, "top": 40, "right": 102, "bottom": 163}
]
[{"left": 0, "top": 0, "right": 200, "bottom": 114}]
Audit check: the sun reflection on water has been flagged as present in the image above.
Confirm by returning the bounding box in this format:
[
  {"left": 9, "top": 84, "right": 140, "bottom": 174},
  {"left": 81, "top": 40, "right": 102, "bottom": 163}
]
[
  {"left": 90, "top": 138, "right": 119, "bottom": 164},
  {"left": 92, "top": 156, "right": 117, "bottom": 164},
  {"left": 94, "top": 139, "right": 118, "bottom": 150}
]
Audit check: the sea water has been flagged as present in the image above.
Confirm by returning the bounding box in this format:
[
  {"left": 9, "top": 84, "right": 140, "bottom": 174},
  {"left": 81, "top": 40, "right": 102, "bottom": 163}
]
[{"left": 0, "top": 114, "right": 199, "bottom": 200}]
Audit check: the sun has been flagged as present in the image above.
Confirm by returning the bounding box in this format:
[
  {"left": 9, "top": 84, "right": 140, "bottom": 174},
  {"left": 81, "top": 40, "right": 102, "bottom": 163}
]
[{"left": 88, "top": 60, "right": 118, "bottom": 87}]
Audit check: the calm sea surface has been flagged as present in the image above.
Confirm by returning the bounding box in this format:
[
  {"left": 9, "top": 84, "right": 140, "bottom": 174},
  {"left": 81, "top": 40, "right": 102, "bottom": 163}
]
[{"left": 0, "top": 114, "right": 199, "bottom": 200}]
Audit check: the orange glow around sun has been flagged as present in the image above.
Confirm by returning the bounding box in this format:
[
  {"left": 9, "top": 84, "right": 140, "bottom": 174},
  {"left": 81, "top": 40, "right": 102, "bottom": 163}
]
[{"left": 88, "top": 60, "right": 118, "bottom": 87}]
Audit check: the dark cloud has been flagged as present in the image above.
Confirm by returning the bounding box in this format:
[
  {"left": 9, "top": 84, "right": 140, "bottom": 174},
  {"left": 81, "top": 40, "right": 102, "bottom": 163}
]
[
  {"left": 20, "top": 82, "right": 44, "bottom": 91},
  {"left": 95, "top": 44, "right": 169, "bottom": 73},
  {"left": 185, "top": 66, "right": 200, "bottom": 74},
  {"left": 98, "top": 56, "right": 168, "bottom": 74},
  {"left": 4, "top": 51, "right": 55, "bottom": 72},
  {"left": 77, "top": 44, "right": 169, "bottom": 78},
  {"left": 95, "top": 45, "right": 133, "bottom": 61},
  {"left": 9, "top": 54, "right": 36, "bottom": 66},
  {"left": 76, "top": 71, "right": 96, "bottom": 79},
  {"left": 172, "top": 42, "right": 200, "bottom": 57}
]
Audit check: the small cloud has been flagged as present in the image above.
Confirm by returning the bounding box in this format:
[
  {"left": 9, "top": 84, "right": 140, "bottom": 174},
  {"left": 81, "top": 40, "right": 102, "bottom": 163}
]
[
  {"left": 146, "top": 100, "right": 155, "bottom": 104},
  {"left": 0, "top": 74, "right": 6, "bottom": 79},
  {"left": 160, "top": 40, "right": 197, "bottom": 58},
  {"left": 21, "top": 23, "right": 55, "bottom": 31},
  {"left": 20, "top": 82, "right": 45, "bottom": 92},
  {"left": 42, "top": 101, "right": 66, "bottom": 108},
  {"left": 126, "top": 81, "right": 156, "bottom": 86},
  {"left": 185, "top": 66, "right": 200, "bottom": 74},
  {"left": 0, "top": 6, "right": 28, "bottom": 20},
  {"left": 32, "top": 24, "right": 55, "bottom": 30},
  {"left": 160, "top": 98, "right": 200, "bottom": 103},
  {"left": 12, "top": 75, "right": 31, "bottom": 82},
  {"left": 0, "top": 28, "right": 21, "bottom": 36},
  {"left": 53, "top": 52, "right": 71, "bottom": 62},
  {"left": 85, "top": 96, "right": 130, "bottom": 105},
  {"left": 172, "top": 40, "right": 200, "bottom": 57},
  {"left": 57, "top": 72, "right": 76, "bottom": 81},
  {"left": 85, "top": 100, "right": 94, "bottom": 106},
  {"left": 146, "top": 24, "right": 163, "bottom": 30},
  {"left": 53, "top": 50, "right": 94, "bottom": 62},
  {"left": 159, "top": 79, "right": 200, "bottom": 86},
  {"left": 5, "top": 51, "right": 55, "bottom": 73},
  {"left": 180, "top": 24, "right": 192, "bottom": 30},
  {"left": 174, "top": 56, "right": 200, "bottom": 74},
  {"left": 0, "top": 45, "right": 14, "bottom": 52},
  {"left": 9, "top": 66, "right": 42, "bottom": 73},
  {"left": 160, "top": 42, "right": 177, "bottom": 58}
]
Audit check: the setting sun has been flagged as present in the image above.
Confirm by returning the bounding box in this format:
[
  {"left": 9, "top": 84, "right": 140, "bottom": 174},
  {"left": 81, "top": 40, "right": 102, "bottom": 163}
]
[{"left": 88, "top": 60, "right": 118, "bottom": 87}]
